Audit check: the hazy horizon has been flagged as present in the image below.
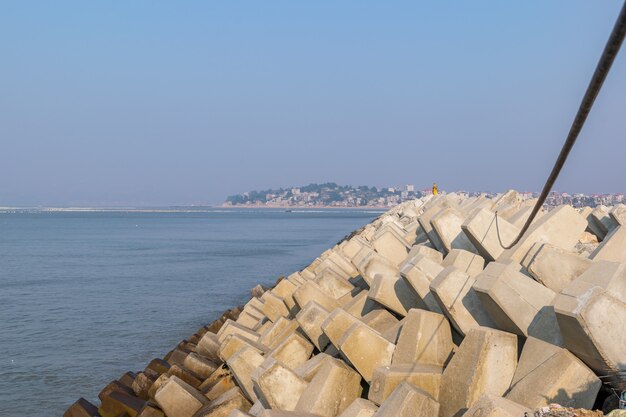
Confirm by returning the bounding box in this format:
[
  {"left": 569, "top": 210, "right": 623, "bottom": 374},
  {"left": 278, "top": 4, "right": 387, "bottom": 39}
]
[{"left": 2, "top": 2, "right": 625, "bottom": 206}]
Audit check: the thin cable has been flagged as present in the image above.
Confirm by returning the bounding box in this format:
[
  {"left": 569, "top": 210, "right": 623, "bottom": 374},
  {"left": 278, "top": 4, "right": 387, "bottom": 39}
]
[{"left": 497, "top": 1, "right": 626, "bottom": 249}]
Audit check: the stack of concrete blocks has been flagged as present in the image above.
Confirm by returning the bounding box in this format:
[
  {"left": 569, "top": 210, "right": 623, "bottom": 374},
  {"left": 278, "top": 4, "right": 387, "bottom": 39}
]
[{"left": 65, "top": 191, "right": 626, "bottom": 417}]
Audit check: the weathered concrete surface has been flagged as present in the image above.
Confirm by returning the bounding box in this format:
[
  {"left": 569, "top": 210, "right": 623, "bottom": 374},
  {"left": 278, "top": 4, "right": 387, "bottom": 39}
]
[
  {"left": 462, "top": 208, "right": 520, "bottom": 262},
  {"left": 293, "top": 281, "right": 340, "bottom": 312},
  {"left": 369, "top": 363, "right": 442, "bottom": 405},
  {"left": 371, "top": 228, "right": 410, "bottom": 266},
  {"left": 554, "top": 260, "right": 626, "bottom": 376},
  {"left": 267, "top": 332, "right": 313, "bottom": 369},
  {"left": 295, "top": 357, "right": 362, "bottom": 417},
  {"left": 155, "top": 376, "right": 209, "bottom": 417},
  {"left": 360, "top": 309, "right": 399, "bottom": 335},
  {"left": 431, "top": 207, "right": 478, "bottom": 255},
  {"left": 418, "top": 197, "right": 456, "bottom": 252},
  {"left": 218, "top": 334, "right": 267, "bottom": 363},
  {"left": 337, "top": 399, "right": 378, "bottom": 417},
  {"left": 473, "top": 261, "right": 562, "bottom": 346},
  {"left": 405, "top": 244, "right": 444, "bottom": 265},
  {"left": 337, "top": 322, "right": 396, "bottom": 382},
  {"left": 357, "top": 252, "right": 400, "bottom": 286},
  {"left": 260, "top": 292, "right": 291, "bottom": 322},
  {"left": 192, "top": 387, "right": 252, "bottom": 417},
  {"left": 252, "top": 359, "right": 308, "bottom": 411},
  {"left": 320, "top": 308, "right": 361, "bottom": 348},
  {"left": 392, "top": 309, "right": 453, "bottom": 366},
  {"left": 373, "top": 381, "right": 440, "bottom": 417},
  {"left": 217, "top": 320, "right": 260, "bottom": 345},
  {"left": 522, "top": 243, "right": 593, "bottom": 293},
  {"left": 399, "top": 255, "right": 444, "bottom": 313},
  {"left": 438, "top": 327, "right": 518, "bottom": 417},
  {"left": 590, "top": 225, "right": 626, "bottom": 264},
  {"left": 498, "top": 205, "right": 587, "bottom": 263},
  {"left": 441, "top": 249, "right": 485, "bottom": 278},
  {"left": 258, "top": 318, "right": 299, "bottom": 349},
  {"left": 315, "top": 268, "right": 355, "bottom": 299},
  {"left": 506, "top": 337, "right": 600, "bottom": 409},
  {"left": 295, "top": 301, "right": 331, "bottom": 351},
  {"left": 430, "top": 266, "right": 496, "bottom": 336},
  {"left": 368, "top": 273, "right": 422, "bottom": 317},
  {"left": 226, "top": 346, "right": 265, "bottom": 402},
  {"left": 461, "top": 394, "right": 532, "bottom": 417}
]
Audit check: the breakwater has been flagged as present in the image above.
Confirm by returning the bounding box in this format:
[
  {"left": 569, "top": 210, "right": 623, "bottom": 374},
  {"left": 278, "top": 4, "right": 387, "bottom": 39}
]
[{"left": 64, "top": 191, "right": 626, "bottom": 417}]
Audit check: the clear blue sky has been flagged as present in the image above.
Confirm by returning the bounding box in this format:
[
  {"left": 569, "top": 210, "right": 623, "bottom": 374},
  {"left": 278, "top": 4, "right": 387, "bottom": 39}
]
[{"left": 1, "top": 1, "right": 624, "bottom": 206}]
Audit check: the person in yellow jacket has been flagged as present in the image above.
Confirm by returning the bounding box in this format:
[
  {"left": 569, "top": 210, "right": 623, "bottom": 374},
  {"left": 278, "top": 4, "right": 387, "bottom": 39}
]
[{"left": 432, "top": 182, "right": 438, "bottom": 195}]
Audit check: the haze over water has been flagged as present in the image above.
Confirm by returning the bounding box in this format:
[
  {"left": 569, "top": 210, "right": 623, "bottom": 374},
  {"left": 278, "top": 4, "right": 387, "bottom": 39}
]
[{"left": 0, "top": 209, "right": 378, "bottom": 417}]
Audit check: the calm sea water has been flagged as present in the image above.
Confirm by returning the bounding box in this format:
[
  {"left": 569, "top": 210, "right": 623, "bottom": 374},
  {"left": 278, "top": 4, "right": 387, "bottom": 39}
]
[{"left": 0, "top": 209, "right": 378, "bottom": 417}]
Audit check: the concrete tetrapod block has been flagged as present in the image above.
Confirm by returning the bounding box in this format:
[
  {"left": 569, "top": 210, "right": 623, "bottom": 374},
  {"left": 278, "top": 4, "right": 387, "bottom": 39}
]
[
  {"left": 368, "top": 273, "right": 422, "bottom": 317},
  {"left": 438, "top": 327, "right": 518, "bottom": 417},
  {"left": 328, "top": 250, "right": 359, "bottom": 277},
  {"left": 360, "top": 254, "right": 401, "bottom": 287},
  {"left": 183, "top": 352, "right": 217, "bottom": 379},
  {"left": 155, "top": 375, "right": 209, "bottom": 417},
  {"left": 294, "top": 357, "right": 362, "bottom": 417},
  {"left": 251, "top": 359, "right": 309, "bottom": 411},
  {"left": 371, "top": 228, "right": 410, "bottom": 266},
  {"left": 418, "top": 197, "right": 456, "bottom": 252},
  {"left": 267, "top": 332, "right": 314, "bottom": 369},
  {"left": 226, "top": 347, "right": 265, "bottom": 402},
  {"left": 473, "top": 261, "right": 562, "bottom": 346},
  {"left": 462, "top": 208, "right": 520, "bottom": 262},
  {"left": 217, "top": 320, "right": 261, "bottom": 344},
  {"left": 506, "top": 337, "right": 600, "bottom": 410},
  {"left": 227, "top": 411, "right": 251, "bottom": 417},
  {"left": 431, "top": 207, "right": 478, "bottom": 255},
  {"left": 399, "top": 255, "right": 444, "bottom": 313},
  {"left": 64, "top": 397, "right": 100, "bottom": 417},
  {"left": 590, "top": 225, "right": 626, "bottom": 264},
  {"left": 293, "top": 281, "right": 340, "bottom": 312},
  {"left": 342, "top": 237, "right": 371, "bottom": 261},
  {"left": 260, "top": 292, "right": 290, "bottom": 322},
  {"left": 293, "top": 353, "right": 335, "bottom": 382},
  {"left": 315, "top": 268, "right": 355, "bottom": 299},
  {"left": 341, "top": 290, "right": 381, "bottom": 319},
  {"left": 499, "top": 205, "right": 587, "bottom": 263},
  {"left": 373, "top": 381, "right": 440, "bottom": 417},
  {"left": 405, "top": 244, "right": 444, "bottom": 265},
  {"left": 196, "top": 332, "right": 221, "bottom": 363},
  {"left": 522, "top": 243, "right": 593, "bottom": 293},
  {"left": 369, "top": 363, "right": 442, "bottom": 405},
  {"left": 360, "top": 309, "right": 399, "bottom": 335},
  {"left": 320, "top": 308, "right": 361, "bottom": 348},
  {"left": 554, "top": 260, "right": 626, "bottom": 377},
  {"left": 272, "top": 280, "right": 299, "bottom": 314},
  {"left": 337, "top": 399, "right": 378, "bottom": 417},
  {"left": 589, "top": 206, "right": 617, "bottom": 240},
  {"left": 258, "top": 412, "right": 321, "bottom": 417},
  {"left": 258, "top": 317, "right": 299, "bottom": 349},
  {"left": 429, "top": 266, "right": 496, "bottom": 336},
  {"left": 610, "top": 204, "right": 626, "bottom": 225},
  {"left": 295, "top": 301, "right": 331, "bottom": 350},
  {"left": 192, "top": 387, "right": 252, "bottom": 417},
  {"left": 218, "top": 334, "right": 268, "bottom": 363},
  {"left": 441, "top": 249, "right": 485, "bottom": 278},
  {"left": 392, "top": 308, "right": 453, "bottom": 366},
  {"left": 461, "top": 394, "right": 532, "bottom": 417},
  {"left": 337, "top": 322, "right": 396, "bottom": 382}
]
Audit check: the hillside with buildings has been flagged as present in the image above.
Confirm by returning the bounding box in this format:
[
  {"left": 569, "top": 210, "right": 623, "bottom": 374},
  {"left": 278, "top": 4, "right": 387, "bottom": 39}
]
[{"left": 223, "top": 183, "right": 624, "bottom": 209}]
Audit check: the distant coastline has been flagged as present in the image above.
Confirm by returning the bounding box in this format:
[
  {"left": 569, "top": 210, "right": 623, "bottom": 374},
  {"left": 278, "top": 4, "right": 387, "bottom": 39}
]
[{"left": 0, "top": 206, "right": 388, "bottom": 213}]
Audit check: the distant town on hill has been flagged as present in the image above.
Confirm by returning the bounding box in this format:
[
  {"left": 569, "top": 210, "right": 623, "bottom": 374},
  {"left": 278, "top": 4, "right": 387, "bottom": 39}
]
[{"left": 223, "top": 183, "right": 624, "bottom": 209}]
